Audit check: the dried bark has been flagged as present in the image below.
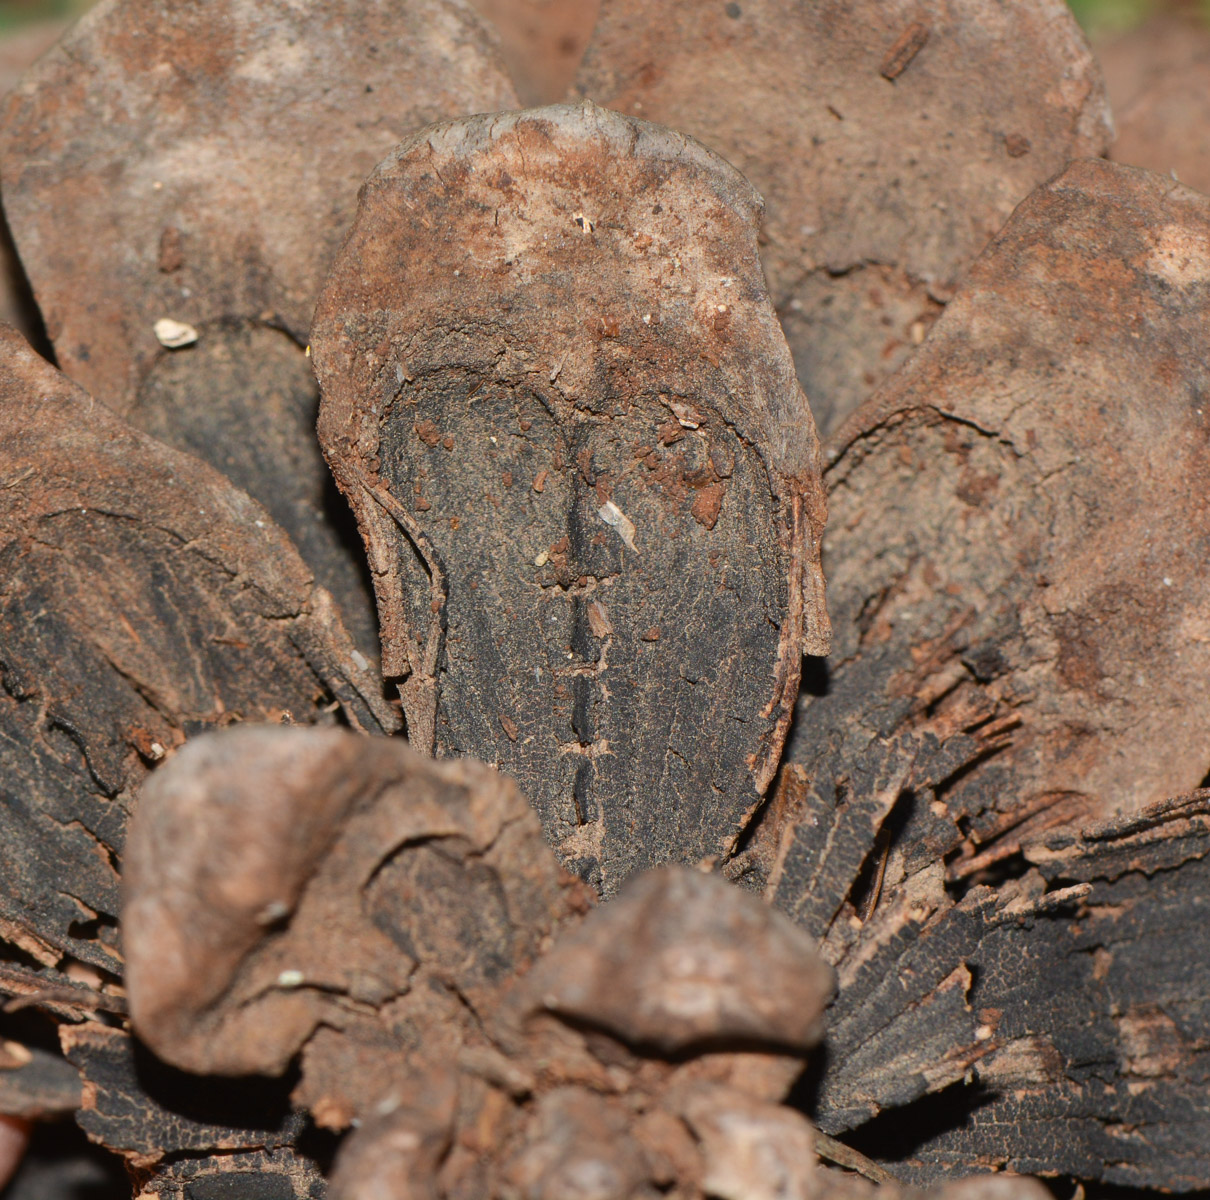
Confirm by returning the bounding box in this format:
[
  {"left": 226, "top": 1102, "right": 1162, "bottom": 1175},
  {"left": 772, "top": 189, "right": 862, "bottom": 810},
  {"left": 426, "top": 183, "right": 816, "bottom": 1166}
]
[
  {"left": 772, "top": 158, "right": 1210, "bottom": 899},
  {"left": 742, "top": 160, "right": 1210, "bottom": 1184},
  {"left": 121, "top": 725, "right": 842, "bottom": 1198},
  {"left": 0, "top": 0, "right": 519, "bottom": 659},
  {"left": 0, "top": 1040, "right": 80, "bottom": 1120},
  {"left": 60, "top": 1022, "right": 307, "bottom": 1173},
  {"left": 792, "top": 794, "right": 1210, "bottom": 1188},
  {"left": 132, "top": 1150, "right": 325, "bottom": 1200},
  {"left": 0, "top": 324, "right": 394, "bottom": 980},
  {"left": 573, "top": 0, "right": 1112, "bottom": 438},
  {"left": 313, "top": 101, "right": 829, "bottom": 895}
]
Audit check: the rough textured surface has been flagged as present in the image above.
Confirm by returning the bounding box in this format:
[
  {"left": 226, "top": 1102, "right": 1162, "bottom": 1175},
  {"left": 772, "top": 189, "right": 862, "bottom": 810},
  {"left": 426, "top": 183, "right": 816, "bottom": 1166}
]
[
  {"left": 0, "top": 17, "right": 66, "bottom": 344},
  {"left": 60, "top": 1022, "right": 306, "bottom": 1169},
  {"left": 0, "top": 0, "right": 519, "bottom": 658},
  {"left": 122, "top": 726, "right": 844, "bottom": 1198},
  {"left": 314, "top": 101, "right": 829, "bottom": 896},
  {"left": 513, "top": 867, "right": 834, "bottom": 1054},
  {"left": 1099, "top": 9, "right": 1210, "bottom": 195},
  {"left": 123, "top": 726, "right": 589, "bottom": 1114},
  {"left": 132, "top": 1150, "right": 325, "bottom": 1200},
  {"left": 773, "top": 159, "right": 1210, "bottom": 919},
  {"left": 574, "top": 0, "right": 1112, "bottom": 438},
  {"left": 468, "top": 0, "right": 598, "bottom": 104},
  {"left": 0, "top": 324, "right": 394, "bottom": 978},
  {"left": 799, "top": 795, "right": 1210, "bottom": 1189},
  {"left": 736, "top": 160, "right": 1210, "bottom": 1186}
]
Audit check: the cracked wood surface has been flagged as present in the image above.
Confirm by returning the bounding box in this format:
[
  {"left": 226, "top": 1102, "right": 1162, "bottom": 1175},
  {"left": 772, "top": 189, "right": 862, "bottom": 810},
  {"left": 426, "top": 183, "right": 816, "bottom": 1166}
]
[
  {"left": 314, "top": 102, "right": 829, "bottom": 895},
  {"left": 780, "top": 159, "right": 1210, "bottom": 881},
  {"left": 744, "top": 160, "right": 1210, "bottom": 1185},
  {"left": 810, "top": 795, "right": 1210, "bottom": 1187},
  {"left": 0, "top": 0, "right": 519, "bottom": 662},
  {"left": 0, "top": 324, "right": 394, "bottom": 977},
  {"left": 573, "top": 0, "right": 1112, "bottom": 438}
]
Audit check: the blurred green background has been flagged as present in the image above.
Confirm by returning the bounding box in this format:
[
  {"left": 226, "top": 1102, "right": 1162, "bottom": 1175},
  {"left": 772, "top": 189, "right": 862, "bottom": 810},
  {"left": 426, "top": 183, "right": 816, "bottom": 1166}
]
[
  {"left": 0, "top": 0, "right": 1208, "bottom": 36},
  {"left": 1068, "top": 0, "right": 1210, "bottom": 32},
  {"left": 0, "top": 0, "right": 91, "bottom": 33}
]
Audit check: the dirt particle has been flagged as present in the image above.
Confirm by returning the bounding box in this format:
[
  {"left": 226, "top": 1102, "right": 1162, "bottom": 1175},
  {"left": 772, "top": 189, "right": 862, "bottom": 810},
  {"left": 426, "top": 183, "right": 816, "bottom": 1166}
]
[
  {"left": 1005, "top": 132, "right": 1032, "bottom": 158},
  {"left": 443, "top": 435, "right": 455, "bottom": 450},
  {"left": 502, "top": 471, "right": 513, "bottom": 488},
  {"left": 158, "top": 226, "right": 184, "bottom": 273},
  {"left": 691, "top": 483, "right": 724, "bottom": 530},
  {"left": 880, "top": 20, "right": 930, "bottom": 80},
  {"left": 500, "top": 713, "right": 519, "bottom": 741},
  {"left": 588, "top": 601, "right": 613, "bottom": 638},
  {"left": 533, "top": 470, "right": 548, "bottom": 493},
  {"left": 671, "top": 401, "right": 705, "bottom": 429},
  {"left": 415, "top": 420, "right": 441, "bottom": 446},
  {"left": 641, "top": 628, "right": 660, "bottom": 642}
]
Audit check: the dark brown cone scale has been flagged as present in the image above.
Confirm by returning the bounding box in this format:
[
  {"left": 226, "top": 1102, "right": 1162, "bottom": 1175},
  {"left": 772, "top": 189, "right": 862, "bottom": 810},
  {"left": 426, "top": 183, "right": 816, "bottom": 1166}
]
[
  {"left": 0, "top": 0, "right": 518, "bottom": 661},
  {"left": 313, "top": 102, "right": 829, "bottom": 894},
  {"left": 743, "top": 163, "right": 1210, "bottom": 1185},
  {"left": 0, "top": 324, "right": 394, "bottom": 976},
  {"left": 574, "top": 0, "right": 1112, "bottom": 438}
]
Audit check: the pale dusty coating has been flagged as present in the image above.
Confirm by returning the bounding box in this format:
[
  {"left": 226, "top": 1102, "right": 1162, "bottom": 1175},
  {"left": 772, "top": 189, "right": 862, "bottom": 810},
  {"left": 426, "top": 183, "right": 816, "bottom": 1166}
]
[
  {"left": 314, "top": 102, "right": 829, "bottom": 895},
  {"left": 0, "top": 0, "right": 518, "bottom": 411},
  {"left": 575, "top": 0, "right": 1112, "bottom": 437},
  {"left": 0, "top": 0, "right": 518, "bottom": 659}
]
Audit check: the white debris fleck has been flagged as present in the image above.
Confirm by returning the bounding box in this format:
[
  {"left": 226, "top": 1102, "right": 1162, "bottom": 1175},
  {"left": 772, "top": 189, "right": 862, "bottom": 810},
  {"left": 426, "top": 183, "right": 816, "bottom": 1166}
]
[
  {"left": 351, "top": 649, "right": 369, "bottom": 671},
  {"left": 597, "top": 499, "right": 639, "bottom": 553},
  {"left": 148, "top": 742, "right": 165, "bottom": 760},
  {"left": 257, "top": 900, "right": 290, "bottom": 926},
  {"left": 534, "top": 549, "right": 550, "bottom": 567},
  {"left": 670, "top": 400, "right": 704, "bottom": 430},
  {"left": 154, "top": 318, "right": 199, "bottom": 348},
  {"left": 276, "top": 969, "right": 305, "bottom": 989},
  {"left": 254, "top": 520, "right": 265, "bottom": 529},
  {"left": 1163, "top": 576, "right": 1174, "bottom": 587}
]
